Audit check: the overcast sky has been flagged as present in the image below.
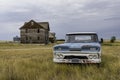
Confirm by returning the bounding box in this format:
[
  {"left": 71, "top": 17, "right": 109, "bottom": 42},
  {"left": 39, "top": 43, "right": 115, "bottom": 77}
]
[{"left": 0, "top": 0, "right": 120, "bottom": 40}]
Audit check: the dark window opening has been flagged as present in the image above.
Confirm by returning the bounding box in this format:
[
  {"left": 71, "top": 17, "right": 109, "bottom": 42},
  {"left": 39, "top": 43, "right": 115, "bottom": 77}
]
[
  {"left": 37, "top": 29, "right": 40, "bottom": 33},
  {"left": 38, "top": 37, "right": 40, "bottom": 40},
  {"left": 26, "top": 36, "right": 28, "bottom": 40},
  {"left": 26, "top": 29, "right": 28, "bottom": 33},
  {"left": 29, "top": 37, "right": 31, "bottom": 40}
]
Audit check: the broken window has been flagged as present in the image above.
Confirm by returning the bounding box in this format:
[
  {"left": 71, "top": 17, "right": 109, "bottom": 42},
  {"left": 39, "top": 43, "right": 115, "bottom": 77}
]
[
  {"left": 25, "top": 29, "right": 28, "bottom": 33},
  {"left": 37, "top": 29, "right": 40, "bottom": 33},
  {"left": 31, "top": 22, "right": 34, "bottom": 25},
  {"left": 38, "top": 36, "right": 40, "bottom": 40}
]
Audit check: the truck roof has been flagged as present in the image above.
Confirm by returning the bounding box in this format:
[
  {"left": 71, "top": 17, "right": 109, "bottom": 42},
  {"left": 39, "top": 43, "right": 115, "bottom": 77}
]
[{"left": 66, "top": 32, "right": 97, "bottom": 35}]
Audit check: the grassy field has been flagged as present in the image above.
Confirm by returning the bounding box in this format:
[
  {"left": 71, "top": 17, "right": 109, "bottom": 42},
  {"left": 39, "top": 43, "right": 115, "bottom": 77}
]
[{"left": 0, "top": 41, "right": 120, "bottom": 80}]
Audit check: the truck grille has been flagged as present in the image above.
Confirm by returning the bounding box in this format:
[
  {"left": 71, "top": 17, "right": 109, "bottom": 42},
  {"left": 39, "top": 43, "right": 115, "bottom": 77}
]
[{"left": 64, "top": 56, "right": 88, "bottom": 59}]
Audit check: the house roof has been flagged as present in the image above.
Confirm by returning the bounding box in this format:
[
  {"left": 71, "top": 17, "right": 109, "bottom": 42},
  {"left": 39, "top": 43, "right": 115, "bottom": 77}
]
[
  {"left": 20, "top": 20, "right": 50, "bottom": 31},
  {"left": 38, "top": 22, "right": 50, "bottom": 30}
]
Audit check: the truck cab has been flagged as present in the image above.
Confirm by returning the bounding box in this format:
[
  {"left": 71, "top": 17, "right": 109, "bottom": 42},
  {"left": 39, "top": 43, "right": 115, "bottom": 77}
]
[{"left": 53, "top": 32, "right": 101, "bottom": 63}]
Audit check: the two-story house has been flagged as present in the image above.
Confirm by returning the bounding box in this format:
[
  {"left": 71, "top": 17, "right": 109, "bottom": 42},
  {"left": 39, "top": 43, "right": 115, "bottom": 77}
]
[{"left": 20, "top": 20, "right": 50, "bottom": 44}]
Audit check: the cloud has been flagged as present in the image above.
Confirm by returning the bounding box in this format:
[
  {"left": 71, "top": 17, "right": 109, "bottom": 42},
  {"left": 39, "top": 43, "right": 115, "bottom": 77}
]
[{"left": 104, "top": 17, "right": 120, "bottom": 21}]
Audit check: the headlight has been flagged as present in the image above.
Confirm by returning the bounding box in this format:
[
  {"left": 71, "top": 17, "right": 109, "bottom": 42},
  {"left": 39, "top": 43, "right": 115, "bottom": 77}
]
[
  {"left": 55, "top": 53, "right": 64, "bottom": 59},
  {"left": 89, "top": 55, "right": 98, "bottom": 59},
  {"left": 89, "top": 55, "right": 93, "bottom": 59}
]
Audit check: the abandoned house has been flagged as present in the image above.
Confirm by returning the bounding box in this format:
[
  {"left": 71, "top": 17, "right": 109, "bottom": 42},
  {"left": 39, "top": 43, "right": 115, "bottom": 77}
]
[{"left": 20, "top": 20, "right": 50, "bottom": 44}]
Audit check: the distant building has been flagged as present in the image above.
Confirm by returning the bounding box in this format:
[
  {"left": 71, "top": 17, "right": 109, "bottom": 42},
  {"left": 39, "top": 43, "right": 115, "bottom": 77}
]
[
  {"left": 19, "top": 20, "right": 50, "bottom": 44},
  {"left": 13, "top": 36, "right": 20, "bottom": 42},
  {"left": 49, "top": 32, "right": 56, "bottom": 43}
]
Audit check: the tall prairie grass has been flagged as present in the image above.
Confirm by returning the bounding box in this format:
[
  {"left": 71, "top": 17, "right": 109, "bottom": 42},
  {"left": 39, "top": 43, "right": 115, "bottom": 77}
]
[{"left": 0, "top": 42, "right": 120, "bottom": 80}]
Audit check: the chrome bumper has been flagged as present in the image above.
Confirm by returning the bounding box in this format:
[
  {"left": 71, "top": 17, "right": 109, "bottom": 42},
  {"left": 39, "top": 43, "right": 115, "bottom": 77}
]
[{"left": 53, "top": 58, "right": 101, "bottom": 63}]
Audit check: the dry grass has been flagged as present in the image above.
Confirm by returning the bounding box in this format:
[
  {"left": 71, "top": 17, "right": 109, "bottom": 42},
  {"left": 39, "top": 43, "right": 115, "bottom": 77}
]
[{"left": 0, "top": 42, "right": 120, "bottom": 80}]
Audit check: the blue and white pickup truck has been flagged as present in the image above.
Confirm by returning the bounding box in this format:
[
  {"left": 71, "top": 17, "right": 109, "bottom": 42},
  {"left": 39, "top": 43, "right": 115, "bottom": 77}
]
[{"left": 53, "top": 32, "right": 101, "bottom": 64}]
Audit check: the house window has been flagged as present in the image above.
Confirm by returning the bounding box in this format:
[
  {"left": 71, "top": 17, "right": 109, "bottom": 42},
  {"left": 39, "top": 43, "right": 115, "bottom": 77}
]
[
  {"left": 26, "top": 36, "right": 28, "bottom": 40},
  {"left": 38, "top": 37, "right": 40, "bottom": 40},
  {"left": 26, "top": 29, "right": 28, "bottom": 33},
  {"left": 29, "top": 37, "right": 31, "bottom": 40},
  {"left": 31, "top": 22, "right": 34, "bottom": 25},
  {"left": 37, "top": 29, "right": 40, "bottom": 33}
]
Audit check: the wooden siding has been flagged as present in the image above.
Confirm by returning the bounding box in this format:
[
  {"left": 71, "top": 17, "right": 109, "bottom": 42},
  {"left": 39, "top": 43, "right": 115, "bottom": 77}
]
[{"left": 20, "top": 28, "right": 48, "bottom": 43}]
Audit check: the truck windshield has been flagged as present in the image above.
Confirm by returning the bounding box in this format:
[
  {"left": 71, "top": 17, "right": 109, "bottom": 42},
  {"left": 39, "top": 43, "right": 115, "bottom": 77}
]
[{"left": 65, "top": 34, "right": 98, "bottom": 43}]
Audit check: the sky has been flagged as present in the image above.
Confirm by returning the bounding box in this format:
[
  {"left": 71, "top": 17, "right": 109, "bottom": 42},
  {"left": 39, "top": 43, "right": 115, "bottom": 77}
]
[{"left": 0, "top": 0, "right": 120, "bottom": 40}]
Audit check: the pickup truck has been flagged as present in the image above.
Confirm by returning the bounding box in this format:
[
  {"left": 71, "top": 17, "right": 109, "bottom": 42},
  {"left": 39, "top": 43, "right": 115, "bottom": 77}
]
[{"left": 53, "top": 32, "right": 101, "bottom": 64}]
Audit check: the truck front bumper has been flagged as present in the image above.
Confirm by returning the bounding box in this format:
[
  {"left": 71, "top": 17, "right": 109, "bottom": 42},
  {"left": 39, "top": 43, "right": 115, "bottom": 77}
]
[{"left": 53, "top": 58, "right": 101, "bottom": 63}]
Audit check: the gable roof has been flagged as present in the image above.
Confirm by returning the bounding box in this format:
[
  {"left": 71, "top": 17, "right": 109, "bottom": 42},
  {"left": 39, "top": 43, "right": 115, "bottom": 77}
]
[
  {"left": 38, "top": 22, "right": 50, "bottom": 31},
  {"left": 20, "top": 20, "right": 50, "bottom": 31}
]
